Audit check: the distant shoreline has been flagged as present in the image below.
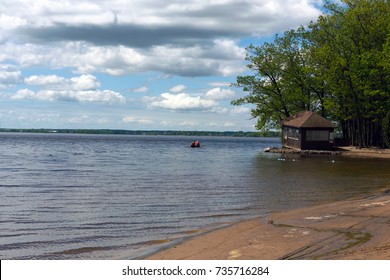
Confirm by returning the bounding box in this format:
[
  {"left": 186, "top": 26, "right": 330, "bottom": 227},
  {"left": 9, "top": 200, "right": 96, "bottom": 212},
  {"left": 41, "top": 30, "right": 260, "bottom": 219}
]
[{"left": 0, "top": 128, "right": 280, "bottom": 138}]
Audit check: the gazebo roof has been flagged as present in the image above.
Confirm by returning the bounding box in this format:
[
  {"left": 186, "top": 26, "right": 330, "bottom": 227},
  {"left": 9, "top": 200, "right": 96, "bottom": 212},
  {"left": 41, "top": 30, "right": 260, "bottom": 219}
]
[{"left": 282, "top": 111, "right": 337, "bottom": 128}]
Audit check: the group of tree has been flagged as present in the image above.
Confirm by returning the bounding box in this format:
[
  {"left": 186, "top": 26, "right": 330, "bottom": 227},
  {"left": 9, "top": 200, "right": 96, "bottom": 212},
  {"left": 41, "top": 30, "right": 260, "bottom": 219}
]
[{"left": 233, "top": 0, "right": 390, "bottom": 147}]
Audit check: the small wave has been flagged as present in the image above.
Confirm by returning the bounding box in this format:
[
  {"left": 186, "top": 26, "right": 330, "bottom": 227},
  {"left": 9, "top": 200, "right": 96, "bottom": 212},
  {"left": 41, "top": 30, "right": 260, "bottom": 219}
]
[
  {"left": 192, "top": 213, "right": 242, "bottom": 219},
  {"left": 0, "top": 240, "right": 55, "bottom": 251},
  {"left": 142, "top": 226, "right": 176, "bottom": 231},
  {"left": 49, "top": 169, "right": 78, "bottom": 172},
  {"left": 133, "top": 239, "right": 171, "bottom": 247},
  {"left": 57, "top": 246, "right": 113, "bottom": 255},
  {"left": 181, "top": 229, "right": 205, "bottom": 235}
]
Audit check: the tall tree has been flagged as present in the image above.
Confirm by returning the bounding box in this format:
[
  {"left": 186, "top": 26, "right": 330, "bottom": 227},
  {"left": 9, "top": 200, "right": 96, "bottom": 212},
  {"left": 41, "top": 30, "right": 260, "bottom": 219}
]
[
  {"left": 310, "top": 0, "right": 390, "bottom": 146},
  {"left": 232, "top": 28, "right": 323, "bottom": 131}
]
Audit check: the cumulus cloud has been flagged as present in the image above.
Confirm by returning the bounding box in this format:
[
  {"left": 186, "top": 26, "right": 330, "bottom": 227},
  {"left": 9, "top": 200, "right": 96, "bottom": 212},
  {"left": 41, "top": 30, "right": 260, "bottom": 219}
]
[
  {"left": 133, "top": 86, "right": 149, "bottom": 93},
  {"left": 150, "top": 93, "right": 217, "bottom": 110},
  {"left": 70, "top": 74, "right": 101, "bottom": 90},
  {"left": 12, "top": 88, "right": 125, "bottom": 104},
  {"left": 0, "top": 0, "right": 323, "bottom": 130},
  {"left": 204, "top": 87, "right": 235, "bottom": 100},
  {"left": 169, "top": 85, "right": 186, "bottom": 93},
  {"left": 25, "top": 74, "right": 96, "bottom": 89},
  {"left": 0, "top": 0, "right": 322, "bottom": 77},
  {"left": 210, "top": 105, "right": 251, "bottom": 115},
  {"left": 23, "top": 74, "right": 101, "bottom": 95},
  {"left": 230, "top": 106, "right": 251, "bottom": 114},
  {"left": 13, "top": 74, "right": 125, "bottom": 104},
  {"left": 24, "top": 75, "right": 66, "bottom": 86},
  {"left": 0, "top": 39, "right": 245, "bottom": 77},
  {"left": 0, "top": 65, "right": 23, "bottom": 88},
  {"left": 147, "top": 86, "right": 239, "bottom": 112},
  {"left": 7, "top": 0, "right": 321, "bottom": 47}
]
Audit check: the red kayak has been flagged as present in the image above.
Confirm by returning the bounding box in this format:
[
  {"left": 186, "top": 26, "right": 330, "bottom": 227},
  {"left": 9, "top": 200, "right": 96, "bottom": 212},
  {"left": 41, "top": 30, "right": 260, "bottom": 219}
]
[{"left": 191, "top": 141, "right": 200, "bottom": 148}]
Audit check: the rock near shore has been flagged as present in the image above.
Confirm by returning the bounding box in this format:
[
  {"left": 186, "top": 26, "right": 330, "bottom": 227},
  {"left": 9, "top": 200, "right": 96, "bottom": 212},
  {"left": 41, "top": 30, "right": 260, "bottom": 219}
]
[{"left": 264, "top": 147, "right": 342, "bottom": 156}]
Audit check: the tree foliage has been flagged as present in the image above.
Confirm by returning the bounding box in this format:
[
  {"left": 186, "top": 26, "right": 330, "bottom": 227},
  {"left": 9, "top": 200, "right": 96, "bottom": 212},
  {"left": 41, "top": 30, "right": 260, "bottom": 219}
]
[{"left": 233, "top": 0, "right": 390, "bottom": 147}]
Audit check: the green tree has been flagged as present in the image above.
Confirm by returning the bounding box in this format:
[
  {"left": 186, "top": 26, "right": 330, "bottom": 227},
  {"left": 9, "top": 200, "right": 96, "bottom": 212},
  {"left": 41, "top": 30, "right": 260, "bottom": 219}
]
[
  {"left": 233, "top": 0, "right": 390, "bottom": 147},
  {"left": 310, "top": 0, "right": 390, "bottom": 146},
  {"left": 232, "top": 28, "right": 325, "bottom": 130}
]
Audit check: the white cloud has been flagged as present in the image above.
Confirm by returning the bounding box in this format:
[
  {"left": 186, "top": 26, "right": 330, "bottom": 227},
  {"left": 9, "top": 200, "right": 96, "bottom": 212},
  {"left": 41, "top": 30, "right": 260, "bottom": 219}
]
[
  {"left": 12, "top": 88, "right": 125, "bottom": 104},
  {"left": 73, "top": 45, "right": 146, "bottom": 76},
  {"left": 230, "top": 106, "right": 251, "bottom": 114},
  {"left": 70, "top": 74, "right": 100, "bottom": 90},
  {"left": 16, "top": 74, "right": 123, "bottom": 103},
  {"left": 11, "top": 75, "right": 125, "bottom": 104},
  {"left": 223, "top": 122, "right": 236, "bottom": 127},
  {"left": 208, "top": 121, "right": 236, "bottom": 128},
  {"left": 0, "top": 65, "right": 22, "bottom": 88},
  {"left": 178, "top": 120, "right": 197, "bottom": 127},
  {"left": 122, "top": 116, "right": 154, "bottom": 125},
  {"left": 0, "top": 14, "right": 27, "bottom": 30},
  {"left": 210, "top": 105, "right": 251, "bottom": 115},
  {"left": 204, "top": 87, "right": 235, "bottom": 100},
  {"left": 0, "top": 0, "right": 113, "bottom": 28},
  {"left": 169, "top": 84, "right": 186, "bottom": 93},
  {"left": 211, "top": 39, "right": 246, "bottom": 60},
  {"left": 150, "top": 93, "right": 217, "bottom": 110},
  {"left": 24, "top": 75, "right": 66, "bottom": 86},
  {"left": 68, "top": 115, "right": 91, "bottom": 124},
  {"left": 145, "top": 41, "right": 245, "bottom": 77},
  {"left": 0, "top": 0, "right": 322, "bottom": 131},
  {"left": 0, "top": 1, "right": 322, "bottom": 77},
  {"left": 12, "top": 89, "right": 35, "bottom": 100},
  {"left": 3, "top": 0, "right": 321, "bottom": 41},
  {"left": 133, "top": 86, "right": 149, "bottom": 93}
]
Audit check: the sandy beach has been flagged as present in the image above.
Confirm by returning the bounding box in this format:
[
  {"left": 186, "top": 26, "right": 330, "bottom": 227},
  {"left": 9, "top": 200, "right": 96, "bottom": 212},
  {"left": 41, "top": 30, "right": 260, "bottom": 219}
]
[
  {"left": 338, "top": 146, "right": 390, "bottom": 159},
  {"left": 147, "top": 189, "right": 390, "bottom": 260},
  {"left": 147, "top": 148, "right": 390, "bottom": 260}
]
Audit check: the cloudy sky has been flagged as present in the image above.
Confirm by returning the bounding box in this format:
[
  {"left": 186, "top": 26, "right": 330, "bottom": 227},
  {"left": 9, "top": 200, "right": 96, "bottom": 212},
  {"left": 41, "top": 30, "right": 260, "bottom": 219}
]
[{"left": 0, "top": 0, "right": 323, "bottom": 131}]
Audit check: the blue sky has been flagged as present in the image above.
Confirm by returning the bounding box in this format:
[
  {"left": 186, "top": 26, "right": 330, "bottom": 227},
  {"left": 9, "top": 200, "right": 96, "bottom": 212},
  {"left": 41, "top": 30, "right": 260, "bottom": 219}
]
[{"left": 0, "top": 0, "right": 324, "bottom": 131}]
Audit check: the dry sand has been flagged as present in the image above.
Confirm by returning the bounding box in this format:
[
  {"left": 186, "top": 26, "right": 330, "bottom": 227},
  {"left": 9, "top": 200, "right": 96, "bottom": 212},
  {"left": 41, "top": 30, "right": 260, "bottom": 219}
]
[
  {"left": 147, "top": 190, "right": 390, "bottom": 260},
  {"left": 339, "top": 146, "right": 390, "bottom": 159}
]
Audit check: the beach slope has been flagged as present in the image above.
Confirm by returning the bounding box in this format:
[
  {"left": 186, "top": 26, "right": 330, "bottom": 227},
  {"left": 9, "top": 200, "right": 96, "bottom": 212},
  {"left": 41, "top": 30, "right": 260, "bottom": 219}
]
[{"left": 147, "top": 191, "right": 390, "bottom": 260}]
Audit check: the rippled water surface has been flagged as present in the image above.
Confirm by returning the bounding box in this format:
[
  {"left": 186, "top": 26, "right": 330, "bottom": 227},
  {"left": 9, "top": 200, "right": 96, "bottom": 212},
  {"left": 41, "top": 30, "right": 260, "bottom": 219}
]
[{"left": 1, "top": 133, "right": 389, "bottom": 259}]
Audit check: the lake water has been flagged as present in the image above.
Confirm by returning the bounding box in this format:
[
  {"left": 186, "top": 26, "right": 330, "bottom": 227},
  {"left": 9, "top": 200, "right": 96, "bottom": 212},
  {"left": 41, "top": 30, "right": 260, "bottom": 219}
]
[{"left": 1, "top": 133, "right": 390, "bottom": 259}]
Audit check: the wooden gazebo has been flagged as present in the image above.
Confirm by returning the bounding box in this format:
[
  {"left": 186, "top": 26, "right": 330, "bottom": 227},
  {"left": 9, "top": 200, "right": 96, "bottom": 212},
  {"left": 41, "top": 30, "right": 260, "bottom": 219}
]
[{"left": 282, "top": 111, "right": 337, "bottom": 150}]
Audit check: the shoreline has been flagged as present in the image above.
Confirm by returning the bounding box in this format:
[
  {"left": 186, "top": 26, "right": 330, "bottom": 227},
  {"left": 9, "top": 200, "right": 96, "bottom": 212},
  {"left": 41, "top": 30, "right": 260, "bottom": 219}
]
[
  {"left": 146, "top": 188, "right": 390, "bottom": 260},
  {"left": 337, "top": 146, "right": 390, "bottom": 159},
  {"left": 265, "top": 146, "right": 390, "bottom": 159}
]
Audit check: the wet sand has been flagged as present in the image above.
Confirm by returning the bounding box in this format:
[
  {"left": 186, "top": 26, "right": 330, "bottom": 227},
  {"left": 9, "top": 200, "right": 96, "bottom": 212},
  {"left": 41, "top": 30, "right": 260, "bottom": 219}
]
[{"left": 147, "top": 190, "right": 390, "bottom": 260}]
